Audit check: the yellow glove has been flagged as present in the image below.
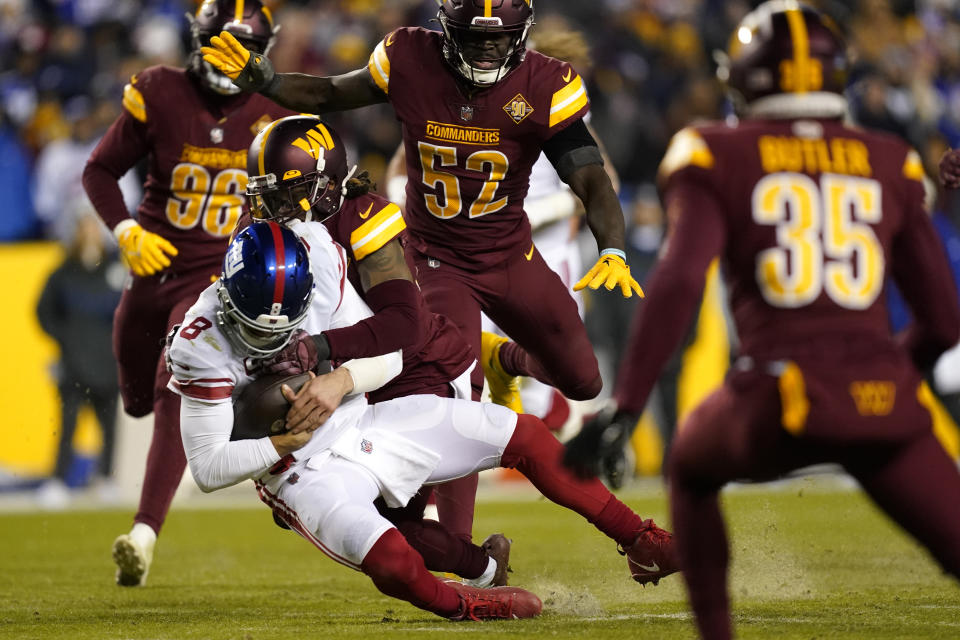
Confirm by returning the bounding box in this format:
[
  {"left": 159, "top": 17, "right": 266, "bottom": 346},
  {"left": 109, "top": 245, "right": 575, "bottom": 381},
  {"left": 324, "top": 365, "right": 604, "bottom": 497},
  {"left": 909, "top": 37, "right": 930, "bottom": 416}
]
[
  {"left": 574, "top": 252, "right": 645, "bottom": 299},
  {"left": 201, "top": 32, "right": 275, "bottom": 92},
  {"left": 114, "top": 220, "right": 178, "bottom": 277}
]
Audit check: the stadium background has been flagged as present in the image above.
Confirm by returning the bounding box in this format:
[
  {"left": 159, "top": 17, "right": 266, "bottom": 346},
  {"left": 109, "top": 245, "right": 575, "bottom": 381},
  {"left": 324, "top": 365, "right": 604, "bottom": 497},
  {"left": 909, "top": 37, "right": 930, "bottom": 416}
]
[{"left": 2, "top": 0, "right": 960, "bottom": 495}]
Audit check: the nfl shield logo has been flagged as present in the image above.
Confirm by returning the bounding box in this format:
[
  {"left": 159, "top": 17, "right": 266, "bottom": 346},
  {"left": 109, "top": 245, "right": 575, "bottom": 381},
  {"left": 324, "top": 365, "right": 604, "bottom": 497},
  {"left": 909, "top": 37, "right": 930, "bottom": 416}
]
[
  {"left": 360, "top": 439, "right": 373, "bottom": 454},
  {"left": 210, "top": 127, "right": 224, "bottom": 143},
  {"left": 460, "top": 105, "right": 474, "bottom": 122}
]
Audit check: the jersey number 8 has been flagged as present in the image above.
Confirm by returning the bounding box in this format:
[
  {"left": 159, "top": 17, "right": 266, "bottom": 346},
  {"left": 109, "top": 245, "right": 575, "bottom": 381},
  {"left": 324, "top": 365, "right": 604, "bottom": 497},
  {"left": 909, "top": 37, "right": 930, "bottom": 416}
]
[{"left": 752, "top": 172, "right": 884, "bottom": 310}]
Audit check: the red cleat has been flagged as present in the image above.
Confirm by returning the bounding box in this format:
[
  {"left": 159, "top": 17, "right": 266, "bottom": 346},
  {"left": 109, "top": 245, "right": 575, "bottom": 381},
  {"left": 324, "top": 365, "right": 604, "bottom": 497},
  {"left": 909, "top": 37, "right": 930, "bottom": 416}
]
[
  {"left": 445, "top": 580, "right": 542, "bottom": 621},
  {"left": 621, "top": 519, "right": 679, "bottom": 586}
]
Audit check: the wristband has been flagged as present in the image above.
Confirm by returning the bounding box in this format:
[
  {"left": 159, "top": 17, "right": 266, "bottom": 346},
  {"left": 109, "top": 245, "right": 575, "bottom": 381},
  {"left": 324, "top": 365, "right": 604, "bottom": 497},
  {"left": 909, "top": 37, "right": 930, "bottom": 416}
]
[{"left": 600, "top": 248, "right": 626, "bottom": 261}]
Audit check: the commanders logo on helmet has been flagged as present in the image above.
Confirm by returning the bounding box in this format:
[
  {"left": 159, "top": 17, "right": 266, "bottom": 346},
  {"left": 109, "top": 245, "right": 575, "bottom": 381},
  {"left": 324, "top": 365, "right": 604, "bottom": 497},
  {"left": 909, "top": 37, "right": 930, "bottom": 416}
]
[
  {"left": 217, "top": 221, "right": 314, "bottom": 358},
  {"left": 189, "top": 0, "right": 278, "bottom": 95},
  {"left": 246, "top": 116, "right": 350, "bottom": 223},
  {"left": 437, "top": 0, "right": 535, "bottom": 86},
  {"left": 717, "top": 0, "right": 847, "bottom": 117}
]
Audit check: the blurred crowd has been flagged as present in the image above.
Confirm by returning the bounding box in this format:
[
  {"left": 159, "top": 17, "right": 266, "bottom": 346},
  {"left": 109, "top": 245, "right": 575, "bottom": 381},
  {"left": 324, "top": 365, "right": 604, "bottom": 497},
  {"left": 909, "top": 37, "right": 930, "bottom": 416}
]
[
  {"left": 6, "top": 0, "right": 960, "bottom": 242},
  {"left": 7, "top": 0, "right": 960, "bottom": 488}
]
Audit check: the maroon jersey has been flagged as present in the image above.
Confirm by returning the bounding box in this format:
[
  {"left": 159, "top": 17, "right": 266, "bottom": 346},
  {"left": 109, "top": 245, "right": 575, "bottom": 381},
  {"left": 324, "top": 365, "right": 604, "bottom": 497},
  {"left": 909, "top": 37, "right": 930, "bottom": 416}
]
[
  {"left": 323, "top": 192, "right": 475, "bottom": 402},
  {"left": 663, "top": 120, "right": 930, "bottom": 355},
  {"left": 367, "top": 27, "right": 589, "bottom": 270},
  {"left": 615, "top": 117, "right": 960, "bottom": 416},
  {"left": 85, "top": 66, "right": 295, "bottom": 274}
]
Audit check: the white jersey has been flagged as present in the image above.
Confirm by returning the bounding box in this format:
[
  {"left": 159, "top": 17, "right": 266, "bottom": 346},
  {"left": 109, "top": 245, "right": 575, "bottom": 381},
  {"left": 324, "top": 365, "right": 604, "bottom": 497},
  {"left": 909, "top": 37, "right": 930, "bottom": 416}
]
[{"left": 167, "top": 221, "right": 377, "bottom": 489}]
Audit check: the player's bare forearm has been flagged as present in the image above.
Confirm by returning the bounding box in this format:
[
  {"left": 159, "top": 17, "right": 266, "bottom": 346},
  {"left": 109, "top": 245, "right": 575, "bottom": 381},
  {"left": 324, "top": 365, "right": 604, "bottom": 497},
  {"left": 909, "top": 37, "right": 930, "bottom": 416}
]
[
  {"left": 265, "top": 69, "right": 387, "bottom": 114},
  {"left": 567, "top": 163, "right": 625, "bottom": 251},
  {"left": 357, "top": 239, "right": 414, "bottom": 291}
]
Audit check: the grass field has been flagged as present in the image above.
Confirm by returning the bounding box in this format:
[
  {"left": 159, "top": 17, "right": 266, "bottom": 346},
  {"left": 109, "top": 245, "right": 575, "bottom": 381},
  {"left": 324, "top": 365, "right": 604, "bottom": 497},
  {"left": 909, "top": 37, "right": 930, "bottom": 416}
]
[{"left": 0, "top": 479, "right": 957, "bottom": 640}]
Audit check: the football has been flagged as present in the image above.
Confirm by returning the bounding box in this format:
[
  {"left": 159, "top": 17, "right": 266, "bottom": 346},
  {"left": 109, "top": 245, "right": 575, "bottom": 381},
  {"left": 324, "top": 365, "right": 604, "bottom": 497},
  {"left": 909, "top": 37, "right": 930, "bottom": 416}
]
[{"left": 230, "top": 371, "right": 312, "bottom": 441}]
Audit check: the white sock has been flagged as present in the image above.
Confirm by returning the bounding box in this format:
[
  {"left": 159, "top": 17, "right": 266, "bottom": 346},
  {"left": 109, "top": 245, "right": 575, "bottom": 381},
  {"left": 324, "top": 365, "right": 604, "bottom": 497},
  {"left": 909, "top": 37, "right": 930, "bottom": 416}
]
[
  {"left": 464, "top": 557, "right": 497, "bottom": 588},
  {"left": 130, "top": 522, "right": 157, "bottom": 547}
]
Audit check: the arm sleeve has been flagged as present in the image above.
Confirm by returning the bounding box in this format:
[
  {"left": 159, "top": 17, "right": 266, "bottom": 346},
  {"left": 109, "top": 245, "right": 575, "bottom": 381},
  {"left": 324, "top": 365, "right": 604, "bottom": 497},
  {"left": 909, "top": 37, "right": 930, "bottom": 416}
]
[
  {"left": 179, "top": 397, "right": 281, "bottom": 493},
  {"left": 82, "top": 110, "right": 150, "bottom": 231},
  {"left": 892, "top": 182, "right": 960, "bottom": 371},
  {"left": 340, "top": 349, "right": 404, "bottom": 395},
  {"left": 613, "top": 176, "right": 726, "bottom": 415},
  {"left": 542, "top": 117, "right": 602, "bottom": 181},
  {"left": 322, "top": 278, "right": 423, "bottom": 360}
]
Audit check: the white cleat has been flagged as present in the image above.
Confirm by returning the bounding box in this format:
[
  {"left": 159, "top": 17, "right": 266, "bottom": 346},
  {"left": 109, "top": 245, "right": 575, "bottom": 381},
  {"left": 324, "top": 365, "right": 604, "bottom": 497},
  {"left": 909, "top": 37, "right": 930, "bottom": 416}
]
[{"left": 112, "top": 531, "right": 154, "bottom": 587}]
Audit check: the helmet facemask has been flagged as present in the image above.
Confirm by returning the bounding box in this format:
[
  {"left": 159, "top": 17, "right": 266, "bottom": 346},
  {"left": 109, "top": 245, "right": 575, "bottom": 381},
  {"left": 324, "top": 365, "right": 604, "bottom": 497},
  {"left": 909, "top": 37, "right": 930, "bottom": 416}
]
[
  {"left": 438, "top": 10, "right": 533, "bottom": 86},
  {"left": 248, "top": 169, "right": 332, "bottom": 223},
  {"left": 216, "top": 284, "right": 311, "bottom": 358}
]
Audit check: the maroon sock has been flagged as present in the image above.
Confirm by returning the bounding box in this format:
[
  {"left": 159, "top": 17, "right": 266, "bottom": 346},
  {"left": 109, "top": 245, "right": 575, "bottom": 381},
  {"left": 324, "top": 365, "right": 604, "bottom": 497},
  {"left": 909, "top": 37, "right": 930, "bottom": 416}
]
[
  {"left": 499, "top": 341, "right": 538, "bottom": 379},
  {"left": 395, "top": 519, "right": 489, "bottom": 579},
  {"left": 134, "top": 389, "right": 186, "bottom": 534},
  {"left": 501, "top": 414, "right": 645, "bottom": 547},
  {"left": 541, "top": 390, "right": 571, "bottom": 431},
  {"left": 361, "top": 528, "right": 461, "bottom": 617},
  {"left": 499, "top": 342, "right": 601, "bottom": 401},
  {"left": 669, "top": 477, "right": 732, "bottom": 640},
  {"left": 434, "top": 475, "right": 478, "bottom": 543}
]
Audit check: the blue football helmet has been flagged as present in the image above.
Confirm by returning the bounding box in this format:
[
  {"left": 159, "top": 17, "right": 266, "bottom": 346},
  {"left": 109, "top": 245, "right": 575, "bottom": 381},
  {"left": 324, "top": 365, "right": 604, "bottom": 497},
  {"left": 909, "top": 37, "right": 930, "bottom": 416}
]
[{"left": 217, "top": 221, "right": 314, "bottom": 358}]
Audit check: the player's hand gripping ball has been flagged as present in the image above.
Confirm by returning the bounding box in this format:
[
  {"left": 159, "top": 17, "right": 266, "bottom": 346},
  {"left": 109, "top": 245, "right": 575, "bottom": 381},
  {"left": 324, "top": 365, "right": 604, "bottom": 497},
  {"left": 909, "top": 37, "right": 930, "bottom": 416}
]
[{"left": 231, "top": 371, "right": 313, "bottom": 440}]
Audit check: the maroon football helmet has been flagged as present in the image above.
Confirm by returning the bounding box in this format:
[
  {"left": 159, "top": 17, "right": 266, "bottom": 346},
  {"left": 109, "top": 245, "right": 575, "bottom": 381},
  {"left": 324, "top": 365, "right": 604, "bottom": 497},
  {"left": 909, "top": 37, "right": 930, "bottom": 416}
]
[
  {"left": 188, "top": 0, "right": 278, "bottom": 95},
  {"left": 437, "top": 0, "right": 535, "bottom": 86},
  {"left": 246, "top": 116, "right": 351, "bottom": 223},
  {"left": 719, "top": 1, "right": 847, "bottom": 115}
]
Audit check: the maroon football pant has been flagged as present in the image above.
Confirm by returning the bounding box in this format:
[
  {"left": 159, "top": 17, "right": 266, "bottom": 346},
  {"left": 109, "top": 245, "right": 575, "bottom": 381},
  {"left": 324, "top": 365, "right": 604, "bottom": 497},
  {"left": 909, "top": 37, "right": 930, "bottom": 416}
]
[
  {"left": 410, "top": 246, "right": 601, "bottom": 540},
  {"left": 113, "top": 268, "right": 218, "bottom": 534},
  {"left": 668, "top": 369, "right": 960, "bottom": 640}
]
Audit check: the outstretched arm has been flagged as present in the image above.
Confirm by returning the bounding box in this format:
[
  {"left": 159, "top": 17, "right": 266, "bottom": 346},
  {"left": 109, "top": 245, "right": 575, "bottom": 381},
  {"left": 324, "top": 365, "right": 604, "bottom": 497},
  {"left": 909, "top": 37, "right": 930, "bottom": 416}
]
[
  {"left": 201, "top": 32, "right": 386, "bottom": 113},
  {"left": 544, "top": 117, "right": 641, "bottom": 298}
]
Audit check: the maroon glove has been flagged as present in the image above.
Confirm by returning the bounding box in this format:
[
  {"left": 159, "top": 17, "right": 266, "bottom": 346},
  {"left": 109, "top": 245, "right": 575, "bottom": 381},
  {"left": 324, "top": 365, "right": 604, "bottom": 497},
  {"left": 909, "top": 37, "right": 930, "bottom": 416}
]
[
  {"left": 939, "top": 149, "right": 960, "bottom": 189},
  {"left": 258, "top": 329, "right": 330, "bottom": 376}
]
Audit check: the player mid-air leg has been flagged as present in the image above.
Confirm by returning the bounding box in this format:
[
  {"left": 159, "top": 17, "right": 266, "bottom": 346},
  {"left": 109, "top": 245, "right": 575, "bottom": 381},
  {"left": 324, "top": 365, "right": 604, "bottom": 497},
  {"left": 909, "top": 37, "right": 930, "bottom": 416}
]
[{"left": 486, "top": 250, "right": 602, "bottom": 403}]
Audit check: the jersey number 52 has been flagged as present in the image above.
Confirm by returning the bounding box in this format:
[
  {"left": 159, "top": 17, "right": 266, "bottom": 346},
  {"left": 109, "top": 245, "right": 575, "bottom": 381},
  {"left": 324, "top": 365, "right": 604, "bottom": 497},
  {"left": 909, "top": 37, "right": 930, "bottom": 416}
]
[{"left": 418, "top": 142, "right": 509, "bottom": 220}]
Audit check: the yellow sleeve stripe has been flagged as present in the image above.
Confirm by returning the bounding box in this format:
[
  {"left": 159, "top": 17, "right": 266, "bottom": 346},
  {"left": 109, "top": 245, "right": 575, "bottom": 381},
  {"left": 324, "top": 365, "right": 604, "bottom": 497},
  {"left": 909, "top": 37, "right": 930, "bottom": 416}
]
[
  {"left": 367, "top": 40, "right": 390, "bottom": 95},
  {"left": 122, "top": 83, "right": 146, "bottom": 123},
  {"left": 350, "top": 203, "right": 406, "bottom": 260},
  {"left": 549, "top": 75, "right": 587, "bottom": 127},
  {"left": 657, "top": 128, "right": 715, "bottom": 180},
  {"left": 903, "top": 149, "right": 925, "bottom": 182}
]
